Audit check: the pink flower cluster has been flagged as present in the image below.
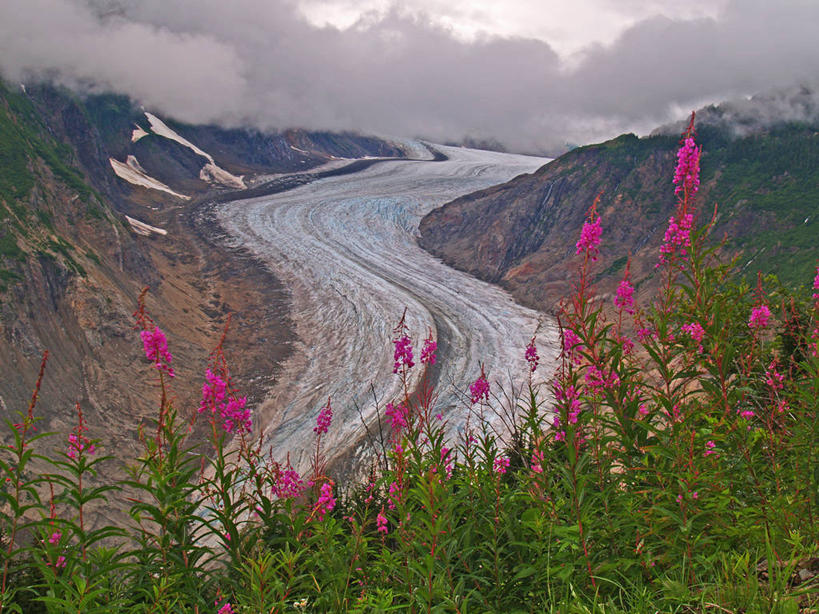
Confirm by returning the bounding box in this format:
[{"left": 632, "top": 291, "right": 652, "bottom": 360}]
[
  {"left": 67, "top": 431, "right": 96, "bottom": 459},
  {"left": 812, "top": 265, "right": 819, "bottom": 302},
  {"left": 273, "top": 467, "right": 306, "bottom": 499},
  {"left": 555, "top": 383, "right": 581, "bottom": 425},
  {"left": 140, "top": 327, "right": 174, "bottom": 377},
  {"left": 376, "top": 508, "right": 388, "bottom": 534},
  {"left": 673, "top": 137, "right": 702, "bottom": 197},
  {"left": 314, "top": 482, "right": 336, "bottom": 521},
  {"left": 470, "top": 373, "right": 490, "bottom": 404},
  {"left": 199, "top": 369, "right": 251, "bottom": 435},
  {"left": 658, "top": 213, "right": 694, "bottom": 266},
  {"left": 738, "top": 407, "right": 755, "bottom": 420},
  {"left": 748, "top": 304, "right": 771, "bottom": 330},
  {"left": 216, "top": 600, "right": 235, "bottom": 614},
  {"left": 681, "top": 321, "right": 705, "bottom": 353},
  {"left": 765, "top": 360, "right": 784, "bottom": 390},
  {"left": 494, "top": 456, "right": 510, "bottom": 474},
  {"left": 525, "top": 338, "right": 539, "bottom": 373},
  {"left": 441, "top": 447, "right": 453, "bottom": 480},
  {"left": 530, "top": 450, "right": 544, "bottom": 474},
  {"left": 614, "top": 278, "right": 635, "bottom": 314},
  {"left": 385, "top": 402, "right": 408, "bottom": 432},
  {"left": 562, "top": 328, "right": 583, "bottom": 364},
  {"left": 314, "top": 398, "right": 333, "bottom": 435},
  {"left": 387, "top": 480, "right": 399, "bottom": 510},
  {"left": 420, "top": 335, "right": 437, "bottom": 365},
  {"left": 48, "top": 531, "right": 61, "bottom": 544},
  {"left": 393, "top": 335, "right": 415, "bottom": 374},
  {"left": 585, "top": 365, "right": 620, "bottom": 392},
  {"left": 575, "top": 215, "right": 602, "bottom": 260},
  {"left": 704, "top": 440, "right": 719, "bottom": 458}
]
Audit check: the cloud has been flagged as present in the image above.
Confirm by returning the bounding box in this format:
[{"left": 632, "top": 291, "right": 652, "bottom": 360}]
[{"left": 1, "top": 0, "right": 818, "bottom": 153}]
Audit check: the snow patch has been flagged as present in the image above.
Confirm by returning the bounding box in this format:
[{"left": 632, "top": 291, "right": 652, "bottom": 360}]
[
  {"left": 131, "top": 125, "right": 149, "bottom": 142},
  {"left": 289, "top": 145, "right": 314, "bottom": 157},
  {"left": 126, "top": 215, "right": 168, "bottom": 237},
  {"left": 109, "top": 156, "right": 189, "bottom": 200},
  {"left": 200, "top": 162, "right": 245, "bottom": 189},
  {"left": 144, "top": 112, "right": 245, "bottom": 188}
]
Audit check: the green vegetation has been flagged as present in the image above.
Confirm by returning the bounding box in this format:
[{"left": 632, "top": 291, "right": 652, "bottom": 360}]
[{"left": 1, "top": 130, "right": 817, "bottom": 613}]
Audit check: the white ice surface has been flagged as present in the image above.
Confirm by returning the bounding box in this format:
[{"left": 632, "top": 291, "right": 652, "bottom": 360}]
[{"left": 218, "top": 144, "right": 558, "bottom": 474}]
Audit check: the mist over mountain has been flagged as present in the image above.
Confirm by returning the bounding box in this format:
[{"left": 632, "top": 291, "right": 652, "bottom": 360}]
[
  {"left": 2, "top": 0, "right": 819, "bottom": 153},
  {"left": 655, "top": 83, "right": 819, "bottom": 139}
]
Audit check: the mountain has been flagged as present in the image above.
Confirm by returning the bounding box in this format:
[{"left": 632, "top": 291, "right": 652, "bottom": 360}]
[
  {"left": 0, "top": 79, "right": 410, "bottom": 488},
  {"left": 419, "top": 97, "right": 819, "bottom": 314}
]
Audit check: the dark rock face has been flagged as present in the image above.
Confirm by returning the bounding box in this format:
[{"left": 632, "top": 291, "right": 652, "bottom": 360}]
[
  {"left": 419, "top": 134, "right": 678, "bottom": 311},
  {"left": 420, "top": 124, "right": 819, "bottom": 312}
]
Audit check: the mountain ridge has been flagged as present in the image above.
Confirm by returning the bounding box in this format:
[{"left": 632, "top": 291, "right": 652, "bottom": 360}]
[{"left": 419, "top": 111, "right": 819, "bottom": 314}]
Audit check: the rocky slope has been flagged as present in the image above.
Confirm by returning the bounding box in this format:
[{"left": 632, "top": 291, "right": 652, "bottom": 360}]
[
  {"left": 0, "top": 80, "right": 410, "bottom": 502},
  {"left": 419, "top": 113, "right": 819, "bottom": 313}
]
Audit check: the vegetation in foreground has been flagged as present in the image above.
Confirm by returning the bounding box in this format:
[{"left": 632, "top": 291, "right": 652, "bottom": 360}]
[{"left": 0, "top": 114, "right": 818, "bottom": 613}]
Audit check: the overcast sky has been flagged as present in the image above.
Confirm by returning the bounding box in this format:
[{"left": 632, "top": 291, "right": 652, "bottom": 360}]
[{"left": 1, "top": 0, "right": 818, "bottom": 153}]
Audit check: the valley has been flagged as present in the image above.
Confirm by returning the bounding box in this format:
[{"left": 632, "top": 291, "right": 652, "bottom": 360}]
[{"left": 215, "top": 145, "right": 558, "bottom": 473}]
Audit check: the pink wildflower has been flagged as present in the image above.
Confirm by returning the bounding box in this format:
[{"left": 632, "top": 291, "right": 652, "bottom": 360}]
[
  {"left": 704, "top": 440, "right": 719, "bottom": 457},
  {"left": 681, "top": 322, "right": 705, "bottom": 353},
  {"left": 638, "top": 403, "right": 649, "bottom": 416},
  {"left": 199, "top": 369, "right": 227, "bottom": 414},
  {"left": 376, "top": 508, "right": 388, "bottom": 534},
  {"left": 441, "top": 447, "right": 453, "bottom": 480},
  {"left": 67, "top": 432, "right": 95, "bottom": 459},
  {"left": 813, "top": 265, "right": 819, "bottom": 302},
  {"left": 140, "top": 327, "right": 174, "bottom": 377},
  {"left": 673, "top": 136, "right": 702, "bottom": 198},
  {"left": 525, "top": 337, "right": 539, "bottom": 373},
  {"left": 470, "top": 371, "right": 490, "bottom": 404},
  {"left": 555, "top": 383, "right": 582, "bottom": 424},
  {"left": 637, "top": 327, "right": 654, "bottom": 343},
  {"left": 748, "top": 304, "right": 771, "bottom": 330},
  {"left": 765, "top": 360, "right": 784, "bottom": 390},
  {"left": 314, "top": 398, "right": 333, "bottom": 435},
  {"left": 393, "top": 335, "right": 415, "bottom": 374},
  {"left": 387, "top": 481, "right": 399, "bottom": 510},
  {"left": 530, "top": 450, "right": 544, "bottom": 474},
  {"left": 739, "top": 408, "right": 755, "bottom": 420},
  {"left": 494, "top": 456, "right": 510, "bottom": 474},
  {"left": 585, "top": 365, "right": 620, "bottom": 391},
  {"left": 221, "top": 397, "right": 251, "bottom": 434},
  {"left": 615, "top": 278, "right": 635, "bottom": 314},
  {"left": 216, "top": 600, "right": 235, "bottom": 614},
  {"left": 554, "top": 430, "right": 566, "bottom": 443},
  {"left": 198, "top": 369, "right": 251, "bottom": 434},
  {"left": 314, "top": 482, "right": 336, "bottom": 521},
  {"left": 658, "top": 213, "right": 694, "bottom": 265},
  {"left": 576, "top": 215, "right": 602, "bottom": 260},
  {"left": 562, "top": 328, "right": 583, "bottom": 364},
  {"left": 55, "top": 555, "right": 66, "bottom": 569},
  {"left": 420, "top": 335, "right": 437, "bottom": 365},
  {"left": 48, "top": 531, "right": 61, "bottom": 544},
  {"left": 385, "top": 402, "right": 408, "bottom": 432},
  {"left": 273, "top": 467, "right": 306, "bottom": 499}
]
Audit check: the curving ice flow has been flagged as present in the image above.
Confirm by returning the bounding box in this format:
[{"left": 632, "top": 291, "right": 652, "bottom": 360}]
[{"left": 217, "top": 144, "right": 559, "bottom": 473}]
